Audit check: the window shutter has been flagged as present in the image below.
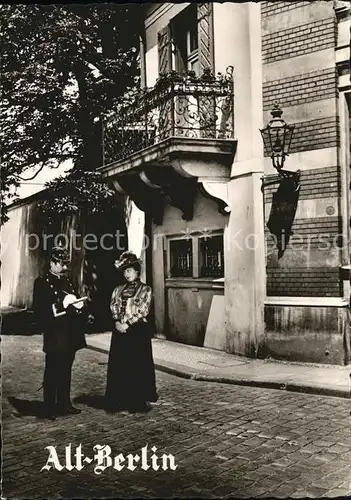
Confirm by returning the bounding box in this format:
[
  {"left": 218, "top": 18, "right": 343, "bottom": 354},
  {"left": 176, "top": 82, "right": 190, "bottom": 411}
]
[
  {"left": 157, "top": 25, "right": 172, "bottom": 75},
  {"left": 197, "top": 3, "right": 214, "bottom": 74},
  {"left": 157, "top": 25, "right": 173, "bottom": 138},
  {"left": 197, "top": 3, "right": 216, "bottom": 137}
]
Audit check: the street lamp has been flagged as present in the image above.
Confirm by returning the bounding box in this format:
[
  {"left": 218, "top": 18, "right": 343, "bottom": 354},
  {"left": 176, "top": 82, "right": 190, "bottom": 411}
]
[{"left": 260, "top": 102, "right": 295, "bottom": 175}]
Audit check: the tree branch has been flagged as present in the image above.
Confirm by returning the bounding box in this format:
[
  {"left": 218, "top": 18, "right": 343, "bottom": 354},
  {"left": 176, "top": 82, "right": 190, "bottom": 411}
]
[{"left": 15, "top": 161, "right": 48, "bottom": 181}]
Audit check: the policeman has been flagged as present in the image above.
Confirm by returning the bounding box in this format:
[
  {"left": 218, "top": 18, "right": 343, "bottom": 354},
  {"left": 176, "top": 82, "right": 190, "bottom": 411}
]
[{"left": 32, "top": 246, "right": 90, "bottom": 420}]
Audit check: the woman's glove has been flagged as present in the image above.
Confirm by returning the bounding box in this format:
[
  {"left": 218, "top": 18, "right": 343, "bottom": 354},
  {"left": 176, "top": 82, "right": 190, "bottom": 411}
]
[{"left": 115, "top": 321, "right": 128, "bottom": 333}]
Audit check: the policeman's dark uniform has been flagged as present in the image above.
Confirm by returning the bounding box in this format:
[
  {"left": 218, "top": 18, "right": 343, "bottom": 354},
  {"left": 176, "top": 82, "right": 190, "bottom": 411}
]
[{"left": 32, "top": 248, "right": 87, "bottom": 418}]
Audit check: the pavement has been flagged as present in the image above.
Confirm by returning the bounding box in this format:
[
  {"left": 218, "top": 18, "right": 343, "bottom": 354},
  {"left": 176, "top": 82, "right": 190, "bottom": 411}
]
[
  {"left": 3, "top": 335, "right": 351, "bottom": 499},
  {"left": 87, "top": 332, "right": 351, "bottom": 399}
]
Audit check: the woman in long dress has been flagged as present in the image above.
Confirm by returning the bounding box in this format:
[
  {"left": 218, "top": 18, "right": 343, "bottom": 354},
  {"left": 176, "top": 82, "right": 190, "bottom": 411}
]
[{"left": 105, "top": 251, "right": 158, "bottom": 412}]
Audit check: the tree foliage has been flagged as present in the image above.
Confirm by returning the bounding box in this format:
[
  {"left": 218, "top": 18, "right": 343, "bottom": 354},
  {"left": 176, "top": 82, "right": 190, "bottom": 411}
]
[
  {"left": 36, "top": 171, "right": 121, "bottom": 226},
  {"left": 1, "top": 3, "right": 142, "bottom": 224}
]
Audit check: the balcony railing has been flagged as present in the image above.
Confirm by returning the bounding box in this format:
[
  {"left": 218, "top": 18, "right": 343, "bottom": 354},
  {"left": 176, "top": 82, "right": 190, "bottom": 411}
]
[{"left": 102, "top": 67, "right": 234, "bottom": 165}]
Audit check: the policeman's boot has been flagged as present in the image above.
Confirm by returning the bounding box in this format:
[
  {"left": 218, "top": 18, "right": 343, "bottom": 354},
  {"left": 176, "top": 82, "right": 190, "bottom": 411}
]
[
  {"left": 43, "top": 386, "right": 57, "bottom": 420},
  {"left": 43, "top": 400, "right": 57, "bottom": 421}
]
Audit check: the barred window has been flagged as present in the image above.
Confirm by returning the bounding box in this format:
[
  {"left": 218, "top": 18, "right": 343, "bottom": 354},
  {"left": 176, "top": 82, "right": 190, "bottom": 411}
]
[
  {"left": 199, "top": 235, "right": 224, "bottom": 278},
  {"left": 167, "top": 231, "right": 224, "bottom": 279},
  {"left": 170, "top": 239, "right": 193, "bottom": 277}
]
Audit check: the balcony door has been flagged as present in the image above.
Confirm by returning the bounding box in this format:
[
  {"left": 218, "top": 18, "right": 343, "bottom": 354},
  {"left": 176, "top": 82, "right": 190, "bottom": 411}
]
[
  {"left": 157, "top": 3, "right": 214, "bottom": 139},
  {"left": 171, "top": 4, "right": 199, "bottom": 76},
  {"left": 171, "top": 5, "right": 199, "bottom": 138}
]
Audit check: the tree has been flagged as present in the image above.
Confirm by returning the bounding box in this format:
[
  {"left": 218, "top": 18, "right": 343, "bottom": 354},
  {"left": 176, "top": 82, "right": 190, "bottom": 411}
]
[
  {"left": 1, "top": 3, "right": 142, "bottom": 224},
  {"left": 36, "top": 170, "right": 121, "bottom": 226}
]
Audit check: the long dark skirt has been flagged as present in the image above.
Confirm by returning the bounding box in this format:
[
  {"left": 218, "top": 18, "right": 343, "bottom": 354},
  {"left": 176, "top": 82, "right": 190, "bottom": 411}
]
[{"left": 105, "top": 321, "right": 158, "bottom": 407}]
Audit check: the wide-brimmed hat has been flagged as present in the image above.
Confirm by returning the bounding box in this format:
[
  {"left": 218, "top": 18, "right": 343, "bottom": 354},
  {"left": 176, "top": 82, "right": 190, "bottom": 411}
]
[
  {"left": 50, "top": 245, "right": 71, "bottom": 263},
  {"left": 114, "top": 251, "right": 141, "bottom": 272}
]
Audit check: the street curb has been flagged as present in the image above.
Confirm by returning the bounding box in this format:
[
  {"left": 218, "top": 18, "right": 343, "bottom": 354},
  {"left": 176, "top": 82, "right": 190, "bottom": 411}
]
[{"left": 87, "top": 344, "right": 350, "bottom": 400}]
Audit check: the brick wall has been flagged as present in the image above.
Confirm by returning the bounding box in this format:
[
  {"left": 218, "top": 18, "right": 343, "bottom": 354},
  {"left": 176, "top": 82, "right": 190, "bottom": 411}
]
[
  {"left": 289, "top": 117, "right": 339, "bottom": 154},
  {"left": 264, "top": 166, "right": 341, "bottom": 201},
  {"left": 266, "top": 268, "right": 341, "bottom": 297},
  {"left": 262, "top": 19, "right": 337, "bottom": 63},
  {"left": 261, "top": 1, "right": 312, "bottom": 18},
  {"left": 264, "top": 167, "right": 342, "bottom": 297},
  {"left": 263, "top": 68, "right": 338, "bottom": 111},
  {"left": 263, "top": 117, "right": 339, "bottom": 156},
  {"left": 265, "top": 217, "right": 341, "bottom": 250},
  {"left": 262, "top": 1, "right": 341, "bottom": 299}
]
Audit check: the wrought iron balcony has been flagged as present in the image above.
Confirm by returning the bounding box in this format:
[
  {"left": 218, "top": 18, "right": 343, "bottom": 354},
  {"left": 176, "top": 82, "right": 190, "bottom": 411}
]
[{"left": 102, "top": 67, "right": 234, "bottom": 165}]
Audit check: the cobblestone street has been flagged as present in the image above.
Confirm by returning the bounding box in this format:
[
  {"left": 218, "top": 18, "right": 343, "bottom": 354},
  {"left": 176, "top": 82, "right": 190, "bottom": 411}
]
[{"left": 2, "top": 335, "right": 351, "bottom": 499}]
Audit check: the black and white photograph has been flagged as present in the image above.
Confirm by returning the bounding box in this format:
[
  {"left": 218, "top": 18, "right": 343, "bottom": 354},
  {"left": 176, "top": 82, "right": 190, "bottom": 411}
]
[{"left": 1, "top": 1, "right": 351, "bottom": 498}]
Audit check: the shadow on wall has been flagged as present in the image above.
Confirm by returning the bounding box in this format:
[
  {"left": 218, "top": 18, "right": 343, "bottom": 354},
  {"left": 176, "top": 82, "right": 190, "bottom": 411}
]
[
  {"left": 82, "top": 209, "right": 128, "bottom": 333},
  {"left": 266, "top": 176, "right": 301, "bottom": 259}
]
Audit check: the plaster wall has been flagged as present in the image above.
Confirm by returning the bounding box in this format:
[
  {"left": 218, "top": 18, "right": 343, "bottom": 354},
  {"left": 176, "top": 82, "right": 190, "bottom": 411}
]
[
  {"left": 213, "top": 2, "right": 263, "bottom": 165},
  {"left": 126, "top": 199, "right": 147, "bottom": 282},
  {"left": 264, "top": 305, "right": 349, "bottom": 365},
  {"left": 214, "top": 2, "right": 266, "bottom": 356},
  {"left": 152, "top": 192, "right": 227, "bottom": 337},
  {"left": 1, "top": 201, "right": 45, "bottom": 308},
  {"left": 167, "top": 286, "right": 224, "bottom": 346}
]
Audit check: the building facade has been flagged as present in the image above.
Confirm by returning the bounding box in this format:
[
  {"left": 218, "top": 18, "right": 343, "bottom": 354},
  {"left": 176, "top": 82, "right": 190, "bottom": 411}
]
[
  {"left": 100, "top": 1, "right": 351, "bottom": 365},
  {"left": 3, "top": 1, "right": 350, "bottom": 364},
  {"left": 262, "top": 0, "right": 351, "bottom": 364}
]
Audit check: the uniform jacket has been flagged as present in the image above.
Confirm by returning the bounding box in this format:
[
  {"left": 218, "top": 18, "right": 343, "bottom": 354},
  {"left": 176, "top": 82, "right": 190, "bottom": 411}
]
[
  {"left": 110, "top": 281, "right": 152, "bottom": 325},
  {"left": 32, "top": 272, "right": 87, "bottom": 353}
]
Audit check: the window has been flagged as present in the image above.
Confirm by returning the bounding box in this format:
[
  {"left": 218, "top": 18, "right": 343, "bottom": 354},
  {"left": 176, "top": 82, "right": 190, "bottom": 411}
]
[
  {"left": 170, "top": 239, "right": 193, "bottom": 277},
  {"left": 199, "top": 235, "right": 224, "bottom": 278},
  {"left": 157, "top": 3, "right": 214, "bottom": 77},
  {"left": 168, "top": 231, "right": 224, "bottom": 279},
  {"left": 157, "top": 4, "right": 215, "bottom": 138},
  {"left": 171, "top": 5, "right": 199, "bottom": 75}
]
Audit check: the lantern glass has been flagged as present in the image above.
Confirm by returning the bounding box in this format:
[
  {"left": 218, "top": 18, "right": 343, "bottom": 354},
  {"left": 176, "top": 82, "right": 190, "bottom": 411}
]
[
  {"left": 260, "top": 127, "right": 273, "bottom": 157},
  {"left": 283, "top": 123, "right": 295, "bottom": 155},
  {"left": 260, "top": 104, "right": 295, "bottom": 172}
]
